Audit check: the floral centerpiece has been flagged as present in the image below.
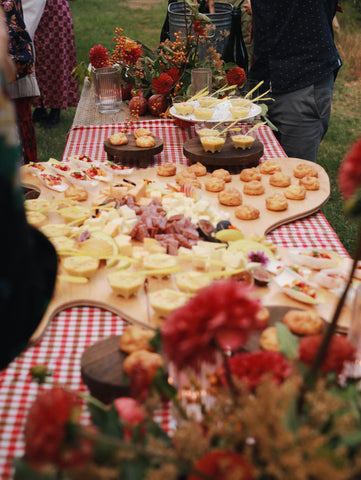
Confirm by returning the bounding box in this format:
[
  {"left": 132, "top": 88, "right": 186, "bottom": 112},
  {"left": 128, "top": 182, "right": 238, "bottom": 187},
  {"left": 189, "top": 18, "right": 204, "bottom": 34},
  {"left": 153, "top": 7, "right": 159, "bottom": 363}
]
[{"left": 72, "top": 0, "right": 248, "bottom": 119}]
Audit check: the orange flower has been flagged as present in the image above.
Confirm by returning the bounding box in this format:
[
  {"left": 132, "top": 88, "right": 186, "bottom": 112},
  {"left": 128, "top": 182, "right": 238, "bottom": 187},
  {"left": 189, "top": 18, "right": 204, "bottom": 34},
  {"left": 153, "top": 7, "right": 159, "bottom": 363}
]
[
  {"left": 152, "top": 73, "right": 174, "bottom": 94},
  {"left": 226, "top": 67, "right": 246, "bottom": 87}
]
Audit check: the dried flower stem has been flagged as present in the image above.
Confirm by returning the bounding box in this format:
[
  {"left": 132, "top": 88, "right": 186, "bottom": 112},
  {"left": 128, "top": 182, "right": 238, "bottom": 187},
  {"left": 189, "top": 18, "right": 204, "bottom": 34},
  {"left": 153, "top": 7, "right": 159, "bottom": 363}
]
[{"left": 220, "top": 349, "right": 239, "bottom": 403}]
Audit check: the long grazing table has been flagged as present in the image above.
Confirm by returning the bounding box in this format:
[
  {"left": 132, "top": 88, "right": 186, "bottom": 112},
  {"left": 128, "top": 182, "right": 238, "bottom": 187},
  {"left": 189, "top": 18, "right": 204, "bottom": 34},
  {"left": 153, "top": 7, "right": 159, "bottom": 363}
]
[{"left": 0, "top": 117, "right": 349, "bottom": 480}]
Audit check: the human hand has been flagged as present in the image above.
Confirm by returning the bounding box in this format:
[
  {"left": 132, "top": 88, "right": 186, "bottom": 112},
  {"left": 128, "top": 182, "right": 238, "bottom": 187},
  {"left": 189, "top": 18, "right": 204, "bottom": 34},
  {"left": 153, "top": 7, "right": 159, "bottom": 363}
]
[{"left": 243, "top": 0, "right": 252, "bottom": 15}]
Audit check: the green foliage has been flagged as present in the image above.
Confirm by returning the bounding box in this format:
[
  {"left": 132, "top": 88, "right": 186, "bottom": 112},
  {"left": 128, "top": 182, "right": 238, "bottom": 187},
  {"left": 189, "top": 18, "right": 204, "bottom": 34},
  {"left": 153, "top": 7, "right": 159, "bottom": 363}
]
[{"left": 276, "top": 322, "right": 299, "bottom": 359}]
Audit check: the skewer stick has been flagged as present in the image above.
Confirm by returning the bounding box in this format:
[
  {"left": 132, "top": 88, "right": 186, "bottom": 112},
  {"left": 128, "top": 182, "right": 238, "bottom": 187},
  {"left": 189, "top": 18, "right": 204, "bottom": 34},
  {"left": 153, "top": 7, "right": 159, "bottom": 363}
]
[
  {"left": 245, "top": 80, "right": 264, "bottom": 99},
  {"left": 188, "top": 87, "right": 209, "bottom": 102},
  {"left": 247, "top": 121, "right": 266, "bottom": 135}
]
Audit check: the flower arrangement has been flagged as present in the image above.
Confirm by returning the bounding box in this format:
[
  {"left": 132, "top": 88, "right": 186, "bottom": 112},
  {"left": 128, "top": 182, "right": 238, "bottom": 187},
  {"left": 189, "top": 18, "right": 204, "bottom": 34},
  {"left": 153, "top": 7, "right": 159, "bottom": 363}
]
[{"left": 72, "top": 0, "right": 248, "bottom": 118}]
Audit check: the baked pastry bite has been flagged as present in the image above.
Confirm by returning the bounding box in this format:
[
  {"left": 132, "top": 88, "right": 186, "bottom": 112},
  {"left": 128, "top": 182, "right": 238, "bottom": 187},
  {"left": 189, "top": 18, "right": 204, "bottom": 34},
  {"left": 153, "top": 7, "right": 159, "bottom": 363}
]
[
  {"left": 282, "top": 309, "right": 323, "bottom": 335},
  {"left": 205, "top": 176, "right": 226, "bottom": 192},
  {"left": 109, "top": 132, "right": 128, "bottom": 146},
  {"left": 269, "top": 172, "right": 291, "bottom": 188},
  {"left": 175, "top": 170, "right": 202, "bottom": 188},
  {"left": 63, "top": 255, "right": 99, "bottom": 278},
  {"left": 134, "top": 127, "right": 153, "bottom": 139},
  {"left": 188, "top": 161, "right": 207, "bottom": 177},
  {"left": 255, "top": 306, "right": 270, "bottom": 326},
  {"left": 119, "top": 325, "right": 155, "bottom": 354},
  {"left": 123, "top": 349, "right": 164, "bottom": 381},
  {"left": 243, "top": 180, "right": 265, "bottom": 196},
  {"left": 212, "top": 168, "right": 232, "bottom": 183},
  {"left": 157, "top": 162, "right": 177, "bottom": 177},
  {"left": 265, "top": 193, "right": 288, "bottom": 211},
  {"left": 218, "top": 187, "right": 243, "bottom": 206},
  {"left": 299, "top": 176, "right": 320, "bottom": 191},
  {"left": 293, "top": 163, "right": 318, "bottom": 179},
  {"left": 284, "top": 184, "right": 306, "bottom": 200},
  {"left": 260, "top": 326, "right": 279, "bottom": 352},
  {"left": 235, "top": 204, "right": 260, "bottom": 220},
  {"left": 240, "top": 167, "right": 261, "bottom": 182},
  {"left": 135, "top": 136, "right": 156, "bottom": 148},
  {"left": 259, "top": 159, "right": 282, "bottom": 175}
]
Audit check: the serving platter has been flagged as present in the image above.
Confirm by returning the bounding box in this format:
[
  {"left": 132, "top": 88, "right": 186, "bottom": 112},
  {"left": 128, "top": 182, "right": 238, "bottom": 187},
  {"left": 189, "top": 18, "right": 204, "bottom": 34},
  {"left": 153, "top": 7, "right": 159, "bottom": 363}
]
[
  {"left": 169, "top": 100, "right": 262, "bottom": 124},
  {"left": 20, "top": 159, "right": 351, "bottom": 346},
  {"left": 183, "top": 136, "right": 264, "bottom": 167},
  {"left": 104, "top": 135, "right": 163, "bottom": 168}
]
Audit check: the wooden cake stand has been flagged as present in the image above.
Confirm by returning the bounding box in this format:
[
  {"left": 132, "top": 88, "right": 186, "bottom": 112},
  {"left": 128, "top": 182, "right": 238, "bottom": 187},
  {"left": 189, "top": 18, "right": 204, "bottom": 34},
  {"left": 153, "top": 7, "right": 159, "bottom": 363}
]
[
  {"left": 183, "top": 137, "right": 264, "bottom": 168},
  {"left": 104, "top": 135, "right": 163, "bottom": 168}
]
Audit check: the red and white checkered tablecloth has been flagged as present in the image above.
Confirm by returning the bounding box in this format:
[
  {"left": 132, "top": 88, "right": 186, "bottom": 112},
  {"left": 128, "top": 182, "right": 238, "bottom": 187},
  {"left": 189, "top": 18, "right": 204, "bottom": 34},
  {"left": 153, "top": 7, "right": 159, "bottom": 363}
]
[{"left": 0, "top": 119, "right": 347, "bottom": 480}]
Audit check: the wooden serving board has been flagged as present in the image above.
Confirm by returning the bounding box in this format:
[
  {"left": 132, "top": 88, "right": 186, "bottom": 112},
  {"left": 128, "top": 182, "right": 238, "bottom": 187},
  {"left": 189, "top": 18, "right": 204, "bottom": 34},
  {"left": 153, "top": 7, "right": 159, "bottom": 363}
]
[
  {"left": 80, "top": 305, "right": 329, "bottom": 403},
  {"left": 183, "top": 137, "right": 264, "bottom": 167},
  {"left": 104, "top": 135, "right": 163, "bottom": 168},
  {"left": 20, "top": 158, "right": 341, "bottom": 346}
]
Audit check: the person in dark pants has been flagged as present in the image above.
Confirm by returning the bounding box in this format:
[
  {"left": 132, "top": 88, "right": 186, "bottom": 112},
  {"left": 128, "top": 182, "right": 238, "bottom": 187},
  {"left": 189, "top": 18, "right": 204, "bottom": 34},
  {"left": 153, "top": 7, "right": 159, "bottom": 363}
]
[{"left": 248, "top": 0, "right": 342, "bottom": 163}]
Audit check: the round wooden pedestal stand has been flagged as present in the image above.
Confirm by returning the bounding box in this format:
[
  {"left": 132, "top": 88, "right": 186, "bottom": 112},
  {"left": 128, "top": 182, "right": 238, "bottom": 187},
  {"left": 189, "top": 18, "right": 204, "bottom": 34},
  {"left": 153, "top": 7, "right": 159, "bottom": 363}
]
[
  {"left": 183, "top": 137, "right": 264, "bottom": 169},
  {"left": 81, "top": 335, "right": 129, "bottom": 403},
  {"left": 104, "top": 135, "right": 163, "bottom": 168}
]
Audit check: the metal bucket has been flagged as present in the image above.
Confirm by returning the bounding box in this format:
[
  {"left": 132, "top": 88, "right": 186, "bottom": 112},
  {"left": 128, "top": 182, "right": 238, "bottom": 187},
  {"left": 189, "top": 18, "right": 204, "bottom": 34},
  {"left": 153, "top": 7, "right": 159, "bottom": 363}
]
[{"left": 168, "top": 1, "right": 233, "bottom": 57}]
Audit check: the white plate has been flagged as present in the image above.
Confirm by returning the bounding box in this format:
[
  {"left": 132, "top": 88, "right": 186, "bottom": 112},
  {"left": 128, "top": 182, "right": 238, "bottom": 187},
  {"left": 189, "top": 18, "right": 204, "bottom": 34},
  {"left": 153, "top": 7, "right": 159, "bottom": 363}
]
[{"left": 169, "top": 100, "right": 263, "bottom": 124}]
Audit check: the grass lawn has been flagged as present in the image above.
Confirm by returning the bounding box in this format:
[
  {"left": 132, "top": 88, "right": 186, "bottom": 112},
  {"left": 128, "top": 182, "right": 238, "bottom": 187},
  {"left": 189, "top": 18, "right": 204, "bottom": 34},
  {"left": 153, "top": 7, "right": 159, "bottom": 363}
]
[{"left": 34, "top": 0, "right": 361, "bottom": 256}]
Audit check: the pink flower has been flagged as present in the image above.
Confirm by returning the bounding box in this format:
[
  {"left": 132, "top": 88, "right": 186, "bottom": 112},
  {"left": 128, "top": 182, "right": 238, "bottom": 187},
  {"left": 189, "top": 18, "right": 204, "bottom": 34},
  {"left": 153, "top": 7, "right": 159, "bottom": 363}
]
[
  {"left": 89, "top": 44, "right": 110, "bottom": 68},
  {"left": 24, "top": 388, "right": 94, "bottom": 470},
  {"left": 299, "top": 334, "right": 355, "bottom": 374},
  {"left": 161, "top": 280, "right": 262, "bottom": 371},
  {"left": 188, "top": 449, "right": 254, "bottom": 480},
  {"left": 221, "top": 351, "right": 292, "bottom": 391},
  {"left": 338, "top": 135, "right": 361, "bottom": 200},
  {"left": 114, "top": 397, "right": 146, "bottom": 440}
]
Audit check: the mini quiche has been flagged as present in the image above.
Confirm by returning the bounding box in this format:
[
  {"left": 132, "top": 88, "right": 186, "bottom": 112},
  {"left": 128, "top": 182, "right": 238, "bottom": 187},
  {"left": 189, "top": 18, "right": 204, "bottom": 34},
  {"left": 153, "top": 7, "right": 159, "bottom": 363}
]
[{"left": 149, "top": 289, "right": 189, "bottom": 318}]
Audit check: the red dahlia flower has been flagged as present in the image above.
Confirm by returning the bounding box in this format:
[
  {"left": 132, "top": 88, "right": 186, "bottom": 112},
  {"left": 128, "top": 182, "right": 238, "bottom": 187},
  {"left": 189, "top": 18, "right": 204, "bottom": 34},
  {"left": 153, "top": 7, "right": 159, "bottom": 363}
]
[
  {"left": 226, "top": 67, "right": 246, "bottom": 87},
  {"left": 188, "top": 449, "right": 254, "bottom": 480},
  {"left": 24, "top": 387, "right": 94, "bottom": 470},
  {"left": 152, "top": 73, "right": 174, "bottom": 94},
  {"left": 89, "top": 44, "right": 110, "bottom": 68},
  {"left": 161, "top": 280, "right": 262, "bottom": 371},
  {"left": 222, "top": 351, "right": 292, "bottom": 391},
  {"left": 299, "top": 334, "right": 355, "bottom": 374},
  {"left": 165, "top": 67, "right": 180, "bottom": 83},
  {"left": 338, "top": 135, "right": 361, "bottom": 200}
]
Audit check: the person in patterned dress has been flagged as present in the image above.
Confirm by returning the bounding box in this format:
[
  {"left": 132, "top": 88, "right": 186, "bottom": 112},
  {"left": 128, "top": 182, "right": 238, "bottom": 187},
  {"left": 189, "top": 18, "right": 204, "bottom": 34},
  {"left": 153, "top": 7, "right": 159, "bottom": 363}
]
[
  {"left": 32, "top": 0, "right": 79, "bottom": 128},
  {"left": 1, "top": 0, "right": 38, "bottom": 163}
]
